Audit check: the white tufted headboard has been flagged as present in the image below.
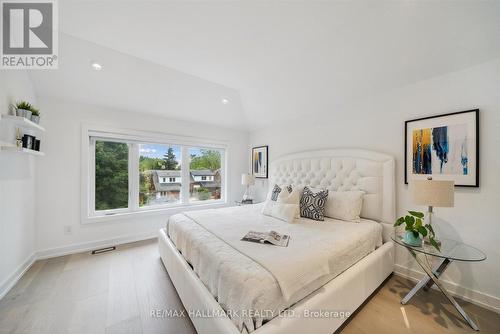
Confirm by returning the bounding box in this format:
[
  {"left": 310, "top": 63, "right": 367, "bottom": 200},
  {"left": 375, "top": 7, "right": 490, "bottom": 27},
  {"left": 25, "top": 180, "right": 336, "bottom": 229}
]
[{"left": 270, "top": 149, "right": 395, "bottom": 241}]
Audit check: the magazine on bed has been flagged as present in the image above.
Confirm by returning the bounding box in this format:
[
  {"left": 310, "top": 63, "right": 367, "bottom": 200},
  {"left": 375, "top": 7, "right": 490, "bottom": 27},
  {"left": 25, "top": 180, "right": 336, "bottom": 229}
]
[{"left": 241, "top": 230, "right": 290, "bottom": 247}]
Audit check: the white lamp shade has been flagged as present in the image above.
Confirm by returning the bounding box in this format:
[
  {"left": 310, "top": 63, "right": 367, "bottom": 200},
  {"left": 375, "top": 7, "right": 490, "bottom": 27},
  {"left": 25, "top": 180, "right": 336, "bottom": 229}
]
[
  {"left": 410, "top": 179, "right": 454, "bottom": 207},
  {"left": 241, "top": 173, "right": 255, "bottom": 186}
]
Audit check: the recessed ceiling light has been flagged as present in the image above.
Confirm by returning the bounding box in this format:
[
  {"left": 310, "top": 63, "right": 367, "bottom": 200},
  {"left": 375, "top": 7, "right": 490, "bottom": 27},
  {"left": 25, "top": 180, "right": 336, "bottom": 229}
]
[
  {"left": 221, "top": 98, "right": 230, "bottom": 105},
  {"left": 90, "top": 61, "right": 102, "bottom": 71}
]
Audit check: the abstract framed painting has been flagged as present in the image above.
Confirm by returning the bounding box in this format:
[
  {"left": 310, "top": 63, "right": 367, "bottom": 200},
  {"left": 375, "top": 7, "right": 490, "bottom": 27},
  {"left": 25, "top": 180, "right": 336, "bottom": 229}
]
[
  {"left": 252, "top": 145, "right": 268, "bottom": 179},
  {"left": 405, "top": 109, "right": 479, "bottom": 187}
]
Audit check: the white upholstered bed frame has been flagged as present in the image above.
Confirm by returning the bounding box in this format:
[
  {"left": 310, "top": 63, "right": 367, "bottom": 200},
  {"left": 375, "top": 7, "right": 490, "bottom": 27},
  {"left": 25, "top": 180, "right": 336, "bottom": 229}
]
[{"left": 158, "top": 148, "right": 396, "bottom": 334}]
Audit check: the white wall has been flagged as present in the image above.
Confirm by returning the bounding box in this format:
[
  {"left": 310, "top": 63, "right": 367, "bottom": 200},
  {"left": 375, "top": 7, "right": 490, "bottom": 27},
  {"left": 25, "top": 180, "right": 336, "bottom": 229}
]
[
  {"left": 34, "top": 97, "right": 248, "bottom": 255},
  {"left": 0, "top": 72, "right": 37, "bottom": 296},
  {"left": 249, "top": 58, "right": 500, "bottom": 310}
]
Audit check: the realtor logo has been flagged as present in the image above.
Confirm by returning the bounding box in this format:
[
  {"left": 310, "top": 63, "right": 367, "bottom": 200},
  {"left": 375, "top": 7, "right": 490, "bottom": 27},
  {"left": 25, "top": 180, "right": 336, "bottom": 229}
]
[{"left": 1, "top": 0, "right": 58, "bottom": 69}]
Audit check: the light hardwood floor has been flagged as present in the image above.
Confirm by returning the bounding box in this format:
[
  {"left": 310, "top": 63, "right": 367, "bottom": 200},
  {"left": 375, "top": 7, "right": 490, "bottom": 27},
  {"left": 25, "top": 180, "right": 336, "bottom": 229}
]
[{"left": 0, "top": 239, "right": 498, "bottom": 334}]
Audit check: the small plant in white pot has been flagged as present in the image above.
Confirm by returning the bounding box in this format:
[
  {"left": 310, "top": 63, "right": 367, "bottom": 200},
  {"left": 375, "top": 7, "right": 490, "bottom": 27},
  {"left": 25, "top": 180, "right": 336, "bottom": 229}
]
[
  {"left": 30, "top": 107, "right": 40, "bottom": 124},
  {"left": 394, "top": 210, "right": 440, "bottom": 251},
  {"left": 14, "top": 101, "right": 33, "bottom": 119}
]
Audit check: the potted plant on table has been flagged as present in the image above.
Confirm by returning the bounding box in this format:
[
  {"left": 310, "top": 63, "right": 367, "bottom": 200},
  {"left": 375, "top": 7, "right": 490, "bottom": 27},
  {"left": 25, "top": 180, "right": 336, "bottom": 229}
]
[
  {"left": 14, "top": 101, "right": 33, "bottom": 119},
  {"left": 394, "top": 210, "right": 440, "bottom": 251}
]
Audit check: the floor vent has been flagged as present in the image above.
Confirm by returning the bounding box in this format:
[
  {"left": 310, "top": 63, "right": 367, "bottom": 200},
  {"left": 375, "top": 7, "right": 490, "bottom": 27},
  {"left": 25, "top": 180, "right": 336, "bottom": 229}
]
[{"left": 91, "top": 246, "right": 116, "bottom": 255}]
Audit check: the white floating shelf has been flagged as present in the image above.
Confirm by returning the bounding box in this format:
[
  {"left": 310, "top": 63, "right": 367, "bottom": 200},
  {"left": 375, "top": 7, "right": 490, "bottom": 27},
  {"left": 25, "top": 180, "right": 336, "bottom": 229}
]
[
  {"left": 0, "top": 145, "right": 45, "bottom": 156},
  {"left": 0, "top": 114, "right": 45, "bottom": 132}
]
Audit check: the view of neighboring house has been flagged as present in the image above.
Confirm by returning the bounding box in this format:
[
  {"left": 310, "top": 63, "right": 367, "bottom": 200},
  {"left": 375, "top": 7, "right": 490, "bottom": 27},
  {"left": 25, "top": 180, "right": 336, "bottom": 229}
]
[
  {"left": 150, "top": 169, "right": 221, "bottom": 204},
  {"left": 152, "top": 170, "right": 182, "bottom": 201},
  {"left": 190, "top": 170, "right": 221, "bottom": 198}
]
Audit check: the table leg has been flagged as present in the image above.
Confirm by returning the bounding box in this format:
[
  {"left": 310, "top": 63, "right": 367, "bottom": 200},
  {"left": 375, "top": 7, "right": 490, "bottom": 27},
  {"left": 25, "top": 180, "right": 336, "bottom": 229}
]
[
  {"left": 401, "top": 275, "right": 431, "bottom": 305},
  {"left": 401, "top": 257, "right": 448, "bottom": 304},
  {"left": 423, "top": 257, "right": 451, "bottom": 291},
  {"left": 404, "top": 250, "right": 480, "bottom": 331}
]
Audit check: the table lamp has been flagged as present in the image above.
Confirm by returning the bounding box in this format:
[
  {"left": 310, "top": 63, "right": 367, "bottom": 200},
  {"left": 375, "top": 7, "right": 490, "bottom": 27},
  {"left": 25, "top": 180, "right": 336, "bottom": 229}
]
[
  {"left": 410, "top": 178, "right": 454, "bottom": 242},
  {"left": 241, "top": 173, "right": 255, "bottom": 202}
]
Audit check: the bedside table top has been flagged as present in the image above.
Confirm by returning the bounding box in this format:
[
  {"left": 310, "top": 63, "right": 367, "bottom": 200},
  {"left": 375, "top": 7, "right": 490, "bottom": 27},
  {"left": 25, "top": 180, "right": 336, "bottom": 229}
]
[
  {"left": 234, "top": 200, "right": 255, "bottom": 205},
  {"left": 391, "top": 234, "right": 486, "bottom": 262}
]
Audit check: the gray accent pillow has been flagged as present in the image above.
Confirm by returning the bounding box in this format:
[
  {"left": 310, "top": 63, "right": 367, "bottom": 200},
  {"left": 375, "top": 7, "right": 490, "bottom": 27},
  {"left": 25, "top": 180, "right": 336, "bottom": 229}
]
[
  {"left": 270, "top": 184, "right": 293, "bottom": 201},
  {"left": 300, "top": 186, "right": 329, "bottom": 221},
  {"left": 271, "top": 184, "right": 282, "bottom": 201}
]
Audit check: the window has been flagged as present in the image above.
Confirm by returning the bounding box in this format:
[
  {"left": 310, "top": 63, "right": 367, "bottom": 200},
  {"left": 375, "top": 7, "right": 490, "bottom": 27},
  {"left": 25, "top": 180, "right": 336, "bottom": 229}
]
[
  {"left": 189, "top": 147, "right": 223, "bottom": 202},
  {"left": 85, "top": 129, "right": 226, "bottom": 220},
  {"left": 95, "top": 140, "right": 129, "bottom": 211},
  {"left": 139, "top": 143, "right": 181, "bottom": 207}
]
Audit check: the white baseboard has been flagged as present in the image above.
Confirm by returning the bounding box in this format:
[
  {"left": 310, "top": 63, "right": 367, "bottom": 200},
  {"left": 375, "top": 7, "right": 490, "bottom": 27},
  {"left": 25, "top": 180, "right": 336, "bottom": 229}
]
[
  {"left": 0, "top": 231, "right": 157, "bottom": 300},
  {"left": 0, "top": 252, "right": 37, "bottom": 300},
  {"left": 394, "top": 264, "right": 500, "bottom": 314}
]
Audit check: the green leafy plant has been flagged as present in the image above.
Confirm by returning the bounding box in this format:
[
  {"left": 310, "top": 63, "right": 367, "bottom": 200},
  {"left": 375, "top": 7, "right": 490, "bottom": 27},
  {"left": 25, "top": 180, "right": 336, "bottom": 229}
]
[
  {"left": 394, "top": 210, "right": 440, "bottom": 251},
  {"left": 15, "top": 101, "right": 33, "bottom": 110},
  {"left": 30, "top": 107, "right": 40, "bottom": 116}
]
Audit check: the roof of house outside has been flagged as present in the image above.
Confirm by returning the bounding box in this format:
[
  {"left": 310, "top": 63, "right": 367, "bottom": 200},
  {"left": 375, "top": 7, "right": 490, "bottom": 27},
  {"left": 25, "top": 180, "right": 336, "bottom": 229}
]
[
  {"left": 155, "top": 170, "right": 181, "bottom": 177},
  {"left": 154, "top": 184, "right": 182, "bottom": 192},
  {"left": 190, "top": 169, "right": 217, "bottom": 176},
  {"left": 153, "top": 169, "right": 217, "bottom": 177}
]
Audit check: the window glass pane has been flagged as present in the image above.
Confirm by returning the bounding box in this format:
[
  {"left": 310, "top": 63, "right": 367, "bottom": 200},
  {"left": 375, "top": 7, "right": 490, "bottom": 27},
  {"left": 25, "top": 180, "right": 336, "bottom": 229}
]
[
  {"left": 95, "top": 140, "right": 129, "bottom": 210},
  {"left": 189, "top": 148, "right": 222, "bottom": 202},
  {"left": 139, "top": 144, "right": 181, "bottom": 207}
]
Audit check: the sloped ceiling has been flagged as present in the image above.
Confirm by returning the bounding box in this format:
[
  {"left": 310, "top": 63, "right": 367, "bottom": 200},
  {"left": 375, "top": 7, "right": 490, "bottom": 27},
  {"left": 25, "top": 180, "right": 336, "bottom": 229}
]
[
  {"left": 29, "top": 35, "right": 246, "bottom": 129},
  {"left": 29, "top": 0, "right": 500, "bottom": 131}
]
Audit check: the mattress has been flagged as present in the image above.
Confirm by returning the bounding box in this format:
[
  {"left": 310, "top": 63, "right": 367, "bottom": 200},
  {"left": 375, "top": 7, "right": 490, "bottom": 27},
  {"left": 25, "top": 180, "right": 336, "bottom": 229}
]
[{"left": 167, "top": 204, "right": 382, "bottom": 333}]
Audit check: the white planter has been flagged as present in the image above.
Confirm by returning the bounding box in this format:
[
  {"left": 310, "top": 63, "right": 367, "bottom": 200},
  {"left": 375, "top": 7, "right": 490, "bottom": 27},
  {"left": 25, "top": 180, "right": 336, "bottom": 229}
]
[
  {"left": 16, "top": 108, "right": 29, "bottom": 117},
  {"left": 16, "top": 109, "right": 32, "bottom": 119},
  {"left": 31, "top": 115, "right": 40, "bottom": 124}
]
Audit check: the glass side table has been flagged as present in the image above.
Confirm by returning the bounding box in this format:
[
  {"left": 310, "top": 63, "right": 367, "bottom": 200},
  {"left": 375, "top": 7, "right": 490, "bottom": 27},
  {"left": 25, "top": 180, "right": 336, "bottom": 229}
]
[
  {"left": 234, "top": 200, "right": 255, "bottom": 206},
  {"left": 392, "top": 234, "right": 486, "bottom": 331}
]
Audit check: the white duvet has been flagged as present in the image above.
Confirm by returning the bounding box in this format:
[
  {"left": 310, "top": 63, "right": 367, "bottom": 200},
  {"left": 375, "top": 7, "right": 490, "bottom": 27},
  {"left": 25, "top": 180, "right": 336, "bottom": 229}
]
[{"left": 167, "top": 204, "right": 382, "bottom": 333}]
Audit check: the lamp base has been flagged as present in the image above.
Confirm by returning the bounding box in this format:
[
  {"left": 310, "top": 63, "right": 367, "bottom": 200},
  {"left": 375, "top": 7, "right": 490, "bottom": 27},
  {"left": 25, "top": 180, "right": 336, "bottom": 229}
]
[
  {"left": 425, "top": 206, "right": 441, "bottom": 247},
  {"left": 243, "top": 186, "right": 251, "bottom": 201}
]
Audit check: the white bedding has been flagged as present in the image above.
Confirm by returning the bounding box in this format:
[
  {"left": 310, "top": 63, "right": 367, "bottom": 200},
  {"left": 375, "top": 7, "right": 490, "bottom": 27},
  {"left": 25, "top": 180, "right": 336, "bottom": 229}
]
[{"left": 167, "top": 204, "right": 382, "bottom": 333}]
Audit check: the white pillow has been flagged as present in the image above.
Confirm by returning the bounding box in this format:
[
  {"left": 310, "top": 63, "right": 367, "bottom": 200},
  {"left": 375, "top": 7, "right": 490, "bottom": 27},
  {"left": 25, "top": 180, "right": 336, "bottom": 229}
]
[
  {"left": 261, "top": 200, "right": 298, "bottom": 223},
  {"left": 324, "top": 191, "right": 364, "bottom": 222},
  {"left": 277, "top": 189, "right": 300, "bottom": 218}
]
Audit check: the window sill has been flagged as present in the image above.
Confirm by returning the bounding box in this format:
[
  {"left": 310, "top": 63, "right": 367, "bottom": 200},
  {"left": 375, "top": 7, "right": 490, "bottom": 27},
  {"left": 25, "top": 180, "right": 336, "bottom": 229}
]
[{"left": 82, "top": 200, "right": 227, "bottom": 224}]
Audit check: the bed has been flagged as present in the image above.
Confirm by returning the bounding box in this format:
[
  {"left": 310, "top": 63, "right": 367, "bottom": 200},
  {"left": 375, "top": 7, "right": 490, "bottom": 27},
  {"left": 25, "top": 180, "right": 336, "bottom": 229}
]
[{"left": 158, "top": 148, "right": 395, "bottom": 334}]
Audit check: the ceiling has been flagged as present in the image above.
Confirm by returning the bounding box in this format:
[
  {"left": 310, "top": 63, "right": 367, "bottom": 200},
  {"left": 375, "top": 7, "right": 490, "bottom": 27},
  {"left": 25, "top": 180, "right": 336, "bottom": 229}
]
[
  {"left": 29, "top": 35, "right": 245, "bottom": 130},
  {"left": 30, "top": 0, "right": 500, "bottom": 131}
]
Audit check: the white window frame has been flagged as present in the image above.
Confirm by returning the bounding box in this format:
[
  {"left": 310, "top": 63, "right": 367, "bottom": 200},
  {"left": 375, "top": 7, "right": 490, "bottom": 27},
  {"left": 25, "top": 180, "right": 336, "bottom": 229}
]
[{"left": 81, "top": 124, "right": 228, "bottom": 224}]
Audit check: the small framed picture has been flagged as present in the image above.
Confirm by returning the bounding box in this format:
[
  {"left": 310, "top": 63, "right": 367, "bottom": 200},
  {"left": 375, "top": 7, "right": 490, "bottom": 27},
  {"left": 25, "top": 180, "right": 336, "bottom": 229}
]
[
  {"left": 252, "top": 146, "right": 268, "bottom": 179},
  {"left": 22, "top": 134, "right": 35, "bottom": 150},
  {"left": 405, "top": 109, "right": 479, "bottom": 187}
]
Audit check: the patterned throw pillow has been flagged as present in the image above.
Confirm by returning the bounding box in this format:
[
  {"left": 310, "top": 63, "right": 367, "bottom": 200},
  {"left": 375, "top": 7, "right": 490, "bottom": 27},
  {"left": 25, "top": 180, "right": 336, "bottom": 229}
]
[
  {"left": 270, "top": 184, "right": 282, "bottom": 201},
  {"left": 270, "top": 184, "right": 293, "bottom": 201},
  {"left": 300, "top": 186, "right": 329, "bottom": 221}
]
